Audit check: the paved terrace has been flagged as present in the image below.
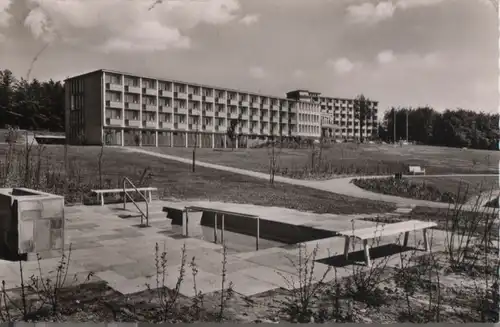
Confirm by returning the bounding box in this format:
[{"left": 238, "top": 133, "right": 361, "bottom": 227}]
[{"left": 0, "top": 201, "right": 448, "bottom": 297}]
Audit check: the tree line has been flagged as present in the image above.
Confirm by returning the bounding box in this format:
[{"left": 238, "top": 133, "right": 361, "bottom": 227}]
[
  {"left": 378, "top": 107, "right": 499, "bottom": 150},
  {"left": 0, "top": 69, "right": 65, "bottom": 132}
]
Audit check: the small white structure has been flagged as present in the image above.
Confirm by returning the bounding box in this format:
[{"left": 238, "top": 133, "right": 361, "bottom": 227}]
[{"left": 408, "top": 165, "right": 426, "bottom": 175}]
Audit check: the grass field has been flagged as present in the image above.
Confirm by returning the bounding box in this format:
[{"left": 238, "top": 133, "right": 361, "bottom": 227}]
[
  {"left": 0, "top": 144, "right": 394, "bottom": 214},
  {"left": 147, "top": 143, "right": 499, "bottom": 179}
]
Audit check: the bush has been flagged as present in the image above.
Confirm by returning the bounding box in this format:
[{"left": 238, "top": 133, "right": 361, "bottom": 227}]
[{"left": 352, "top": 177, "right": 457, "bottom": 203}]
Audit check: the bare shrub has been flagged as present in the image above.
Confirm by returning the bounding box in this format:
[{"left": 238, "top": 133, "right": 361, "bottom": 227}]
[
  {"left": 218, "top": 244, "right": 234, "bottom": 321},
  {"left": 147, "top": 242, "right": 187, "bottom": 322},
  {"left": 29, "top": 245, "right": 94, "bottom": 317},
  {"left": 278, "top": 243, "right": 333, "bottom": 322},
  {"left": 343, "top": 223, "right": 393, "bottom": 306}
]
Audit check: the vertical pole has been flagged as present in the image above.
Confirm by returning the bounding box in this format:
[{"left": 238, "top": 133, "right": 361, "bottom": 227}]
[
  {"left": 182, "top": 209, "right": 187, "bottom": 236},
  {"left": 185, "top": 209, "right": 189, "bottom": 237},
  {"left": 256, "top": 216, "right": 260, "bottom": 251},
  {"left": 406, "top": 110, "right": 409, "bottom": 143},
  {"left": 214, "top": 213, "right": 218, "bottom": 244},
  {"left": 221, "top": 214, "right": 225, "bottom": 244},
  {"left": 393, "top": 109, "right": 397, "bottom": 143}
]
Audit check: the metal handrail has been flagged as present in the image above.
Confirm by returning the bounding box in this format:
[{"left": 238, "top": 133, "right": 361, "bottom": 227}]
[{"left": 123, "top": 177, "right": 149, "bottom": 227}]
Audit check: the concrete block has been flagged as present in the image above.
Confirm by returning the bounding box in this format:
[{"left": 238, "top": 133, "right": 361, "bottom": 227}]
[
  {"left": 34, "top": 219, "right": 51, "bottom": 252},
  {"left": 20, "top": 209, "right": 41, "bottom": 221},
  {"left": 50, "top": 228, "right": 63, "bottom": 250},
  {"left": 18, "top": 219, "right": 34, "bottom": 252},
  {"left": 40, "top": 198, "right": 64, "bottom": 219},
  {"left": 0, "top": 188, "right": 66, "bottom": 261}
]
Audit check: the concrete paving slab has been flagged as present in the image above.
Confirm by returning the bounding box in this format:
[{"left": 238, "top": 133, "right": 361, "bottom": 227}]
[
  {"left": 236, "top": 266, "right": 297, "bottom": 290},
  {"left": 228, "top": 271, "right": 279, "bottom": 297}
]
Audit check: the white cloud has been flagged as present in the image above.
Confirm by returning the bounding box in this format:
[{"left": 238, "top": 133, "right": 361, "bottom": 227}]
[
  {"left": 0, "top": 0, "right": 12, "bottom": 27},
  {"left": 346, "top": 0, "right": 449, "bottom": 24},
  {"left": 377, "top": 50, "right": 395, "bottom": 64},
  {"left": 396, "top": 0, "right": 446, "bottom": 9},
  {"left": 20, "top": 0, "right": 242, "bottom": 52},
  {"left": 346, "top": 1, "right": 396, "bottom": 24},
  {"left": 249, "top": 66, "right": 267, "bottom": 79},
  {"left": 239, "top": 14, "right": 260, "bottom": 25},
  {"left": 326, "top": 57, "right": 358, "bottom": 74}
]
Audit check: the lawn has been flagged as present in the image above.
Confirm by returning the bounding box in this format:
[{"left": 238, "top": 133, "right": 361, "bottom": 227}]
[
  {"left": 353, "top": 175, "right": 499, "bottom": 204},
  {"left": 0, "top": 144, "right": 394, "bottom": 214},
  {"left": 147, "top": 143, "right": 499, "bottom": 179}
]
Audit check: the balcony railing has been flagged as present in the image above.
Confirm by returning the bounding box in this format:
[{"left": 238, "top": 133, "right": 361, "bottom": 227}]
[
  {"left": 174, "top": 107, "right": 187, "bottom": 114},
  {"left": 239, "top": 100, "right": 249, "bottom": 107},
  {"left": 143, "top": 104, "right": 157, "bottom": 111},
  {"left": 143, "top": 88, "right": 157, "bottom": 96},
  {"left": 203, "top": 95, "right": 214, "bottom": 102},
  {"left": 124, "top": 85, "right": 141, "bottom": 93},
  {"left": 271, "top": 105, "right": 279, "bottom": 111},
  {"left": 125, "top": 119, "right": 141, "bottom": 127},
  {"left": 215, "top": 98, "right": 225, "bottom": 104},
  {"left": 227, "top": 99, "right": 238, "bottom": 106},
  {"left": 106, "top": 100, "right": 122, "bottom": 109},
  {"left": 189, "top": 94, "right": 202, "bottom": 101},
  {"left": 125, "top": 102, "right": 140, "bottom": 110},
  {"left": 159, "top": 105, "right": 173, "bottom": 112},
  {"left": 174, "top": 122, "right": 187, "bottom": 130},
  {"left": 159, "top": 90, "right": 173, "bottom": 97},
  {"left": 250, "top": 102, "right": 260, "bottom": 109},
  {"left": 106, "top": 118, "right": 123, "bottom": 126},
  {"left": 189, "top": 109, "right": 201, "bottom": 116},
  {"left": 143, "top": 121, "right": 157, "bottom": 128},
  {"left": 106, "top": 83, "right": 122, "bottom": 92},
  {"left": 174, "top": 92, "right": 188, "bottom": 99},
  {"left": 261, "top": 104, "right": 270, "bottom": 110}
]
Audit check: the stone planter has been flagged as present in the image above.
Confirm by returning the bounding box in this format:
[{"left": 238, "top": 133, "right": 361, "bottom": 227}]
[{"left": 0, "top": 188, "right": 65, "bottom": 261}]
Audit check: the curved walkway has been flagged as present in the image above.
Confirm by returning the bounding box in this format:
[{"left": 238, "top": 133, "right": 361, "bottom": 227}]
[{"left": 121, "top": 147, "right": 498, "bottom": 211}]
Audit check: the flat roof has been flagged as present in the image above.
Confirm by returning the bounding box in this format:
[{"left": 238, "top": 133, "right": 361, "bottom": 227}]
[
  {"left": 64, "top": 69, "right": 377, "bottom": 105},
  {"left": 65, "top": 69, "right": 302, "bottom": 102}
]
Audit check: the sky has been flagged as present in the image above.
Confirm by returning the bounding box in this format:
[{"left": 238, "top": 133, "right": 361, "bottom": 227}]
[{"left": 0, "top": 0, "right": 498, "bottom": 115}]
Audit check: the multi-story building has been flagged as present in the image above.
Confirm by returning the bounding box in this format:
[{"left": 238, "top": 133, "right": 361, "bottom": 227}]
[
  {"left": 64, "top": 69, "right": 375, "bottom": 147},
  {"left": 286, "top": 90, "right": 379, "bottom": 141}
]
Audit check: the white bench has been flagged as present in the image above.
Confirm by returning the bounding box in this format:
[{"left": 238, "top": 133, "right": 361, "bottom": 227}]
[
  {"left": 338, "top": 220, "right": 437, "bottom": 267},
  {"left": 92, "top": 187, "right": 158, "bottom": 206},
  {"left": 408, "top": 165, "right": 426, "bottom": 175}
]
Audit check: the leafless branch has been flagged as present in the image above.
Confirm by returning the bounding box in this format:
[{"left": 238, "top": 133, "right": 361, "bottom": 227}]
[{"left": 26, "top": 43, "right": 50, "bottom": 81}]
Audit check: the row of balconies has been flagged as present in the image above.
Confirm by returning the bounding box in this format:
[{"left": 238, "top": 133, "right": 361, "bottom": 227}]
[
  {"left": 107, "top": 100, "right": 293, "bottom": 113},
  {"left": 105, "top": 118, "right": 293, "bottom": 135},
  {"left": 107, "top": 84, "right": 294, "bottom": 109}
]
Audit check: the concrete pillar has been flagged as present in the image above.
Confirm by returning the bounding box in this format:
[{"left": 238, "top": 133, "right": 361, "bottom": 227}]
[
  {"left": 185, "top": 132, "right": 188, "bottom": 148},
  {"left": 155, "top": 131, "right": 158, "bottom": 147},
  {"left": 170, "top": 131, "right": 173, "bottom": 147},
  {"left": 224, "top": 135, "right": 227, "bottom": 148},
  {"left": 212, "top": 133, "right": 215, "bottom": 149},
  {"left": 121, "top": 130, "right": 124, "bottom": 146}
]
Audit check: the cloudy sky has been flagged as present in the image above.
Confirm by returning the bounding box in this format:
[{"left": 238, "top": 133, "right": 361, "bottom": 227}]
[{"left": 0, "top": 0, "right": 497, "bottom": 114}]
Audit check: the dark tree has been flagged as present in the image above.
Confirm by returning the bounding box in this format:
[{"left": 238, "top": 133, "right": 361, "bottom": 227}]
[
  {"left": 226, "top": 118, "right": 239, "bottom": 151},
  {"left": 353, "top": 94, "right": 375, "bottom": 143}
]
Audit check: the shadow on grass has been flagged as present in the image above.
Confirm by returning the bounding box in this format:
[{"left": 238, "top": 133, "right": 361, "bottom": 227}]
[{"left": 317, "top": 244, "right": 420, "bottom": 267}]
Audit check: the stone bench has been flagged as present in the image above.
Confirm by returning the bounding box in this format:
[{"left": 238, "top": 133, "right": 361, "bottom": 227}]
[
  {"left": 408, "top": 165, "right": 426, "bottom": 175},
  {"left": 92, "top": 187, "right": 158, "bottom": 206},
  {"left": 338, "top": 220, "right": 437, "bottom": 267}
]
